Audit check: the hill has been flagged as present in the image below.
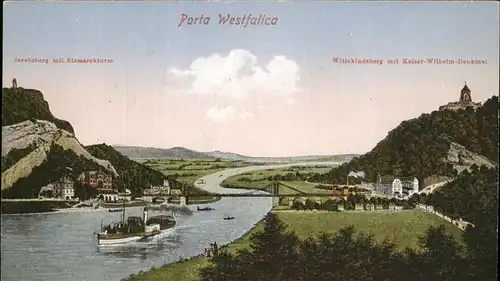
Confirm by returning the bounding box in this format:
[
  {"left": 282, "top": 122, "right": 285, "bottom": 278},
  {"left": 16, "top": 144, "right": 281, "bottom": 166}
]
[
  {"left": 1, "top": 86, "right": 170, "bottom": 199},
  {"left": 114, "top": 145, "right": 355, "bottom": 163},
  {"left": 1, "top": 86, "right": 118, "bottom": 199},
  {"left": 1, "top": 121, "right": 118, "bottom": 198},
  {"left": 2, "top": 87, "right": 75, "bottom": 134},
  {"left": 203, "top": 150, "right": 247, "bottom": 161},
  {"left": 309, "top": 96, "right": 499, "bottom": 186},
  {"left": 113, "top": 146, "right": 211, "bottom": 159},
  {"left": 85, "top": 144, "right": 181, "bottom": 195},
  {"left": 244, "top": 154, "right": 358, "bottom": 163}
]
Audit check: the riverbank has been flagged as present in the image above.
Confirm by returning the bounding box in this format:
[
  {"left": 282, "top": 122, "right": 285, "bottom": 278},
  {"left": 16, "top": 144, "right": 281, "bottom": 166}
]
[
  {"left": 124, "top": 217, "right": 265, "bottom": 281},
  {"left": 1, "top": 196, "right": 221, "bottom": 215},
  {"left": 125, "top": 209, "right": 463, "bottom": 281},
  {"left": 169, "top": 196, "right": 221, "bottom": 205},
  {"left": 1, "top": 200, "right": 71, "bottom": 214}
]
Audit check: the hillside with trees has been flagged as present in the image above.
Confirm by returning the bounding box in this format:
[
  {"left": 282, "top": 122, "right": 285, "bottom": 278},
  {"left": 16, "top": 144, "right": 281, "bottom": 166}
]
[
  {"left": 2, "top": 87, "right": 75, "bottom": 134},
  {"left": 2, "top": 144, "right": 105, "bottom": 198},
  {"left": 309, "top": 96, "right": 499, "bottom": 186},
  {"left": 85, "top": 144, "right": 183, "bottom": 196},
  {"left": 1, "top": 86, "right": 180, "bottom": 199},
  {"left": 419, "top": 165, "right": 498, "bottom": 223}
]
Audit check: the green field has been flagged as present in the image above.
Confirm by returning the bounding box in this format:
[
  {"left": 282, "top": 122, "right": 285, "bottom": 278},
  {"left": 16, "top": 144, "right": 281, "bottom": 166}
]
[
  {"left": 126, "top": 210, "right": 463, "bottom": 281},
  {"left": 143, "top": 160, "right": 338, "bottom": 205},
  {"left": 144, "top": 158, "right": 252, "bottom": 185},
  {"left": 143, "top": 158, "right": 254, "bottom": 204},
  {"left": 274, "top": 210, "right": 464, "bottom": 251},
  {"left": 220, "top": 166, "right": 333, "bottom": 192}
]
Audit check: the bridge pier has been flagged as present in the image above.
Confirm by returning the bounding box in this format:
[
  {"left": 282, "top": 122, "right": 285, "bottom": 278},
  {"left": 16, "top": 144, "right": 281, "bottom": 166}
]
[{"left": 270, "top": 182, "right": 280, "bottom": 207}]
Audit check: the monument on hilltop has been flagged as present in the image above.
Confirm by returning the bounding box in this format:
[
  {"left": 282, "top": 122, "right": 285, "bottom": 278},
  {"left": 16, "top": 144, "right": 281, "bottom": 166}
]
[
  {"left": 12, "top": 78, "right": 17, "bottom": 88},
  {"left": 439, "top": 82, "right": 481, "bottom": 111}
]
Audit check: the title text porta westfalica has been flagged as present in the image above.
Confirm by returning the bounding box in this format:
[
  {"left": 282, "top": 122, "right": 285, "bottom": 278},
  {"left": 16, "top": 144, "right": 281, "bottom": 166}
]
[{"left": 178, "top": 13, "right": 279, "bottom": 28}]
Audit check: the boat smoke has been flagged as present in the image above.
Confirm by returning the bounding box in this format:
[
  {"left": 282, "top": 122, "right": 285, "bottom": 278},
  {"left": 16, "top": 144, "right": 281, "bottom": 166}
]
[{"left": 147, "top": 203, "right": 193, "bottom": 215}]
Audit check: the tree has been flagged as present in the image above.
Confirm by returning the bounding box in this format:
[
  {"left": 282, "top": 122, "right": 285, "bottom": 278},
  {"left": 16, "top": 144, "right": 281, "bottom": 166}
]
[
  {"left": 292, "top": 200, "right": 304, "bottom": 210},
  {"left": 300, "top": 226, "right": 404, "bottom": 281},
  {"left": 321, "top": 199, "right": 337, "bottom": 211},
  {"left": 304, "top": 198, "right": 316, "bottom": 210},
  {"left": 462, "top": 201, "right": 498, "bottom": 280},
  {"left": 413, "top": 225, "right": 466, "bottom": 281},
  {"left": 73, "top": 182, "right": 87, "bottom": 200},
  {"left": 200, "top": 213, "right": 301, "bottom": 281},
  {"left": 200, "top": 251, "right": 246, "bottom": 281}
]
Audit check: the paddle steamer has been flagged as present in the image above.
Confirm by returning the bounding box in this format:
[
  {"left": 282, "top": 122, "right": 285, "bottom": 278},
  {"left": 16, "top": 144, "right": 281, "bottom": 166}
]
[{"left": 97, "top": 206, "right": 176, "bottom": 246}]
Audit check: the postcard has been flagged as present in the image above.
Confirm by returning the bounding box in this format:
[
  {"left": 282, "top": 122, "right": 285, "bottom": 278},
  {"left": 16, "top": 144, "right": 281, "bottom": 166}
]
[{"left": 2, "top": 1, "right": 498, "bottom": 281}]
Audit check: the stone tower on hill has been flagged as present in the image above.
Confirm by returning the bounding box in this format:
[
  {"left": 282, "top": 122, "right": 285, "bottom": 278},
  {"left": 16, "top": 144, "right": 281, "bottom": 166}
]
[
  {"left": 459, "top": 83, "right": 471, "bottom": 102},
  {"left": 439, "top": 82, "right": 481, "bottom": 111}
]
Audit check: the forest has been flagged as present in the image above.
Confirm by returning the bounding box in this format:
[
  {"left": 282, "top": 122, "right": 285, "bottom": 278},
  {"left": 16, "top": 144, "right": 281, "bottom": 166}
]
[
  {"left": 419, "top": 165, "right": 498, "bottom": 223},
  {"left": 85, "top": 144, "right": 181, "bottom": 196}
]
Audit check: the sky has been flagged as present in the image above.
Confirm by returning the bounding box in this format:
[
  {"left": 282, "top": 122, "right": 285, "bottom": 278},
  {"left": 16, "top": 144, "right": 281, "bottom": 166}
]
[{"left": 3, "top": 1, "right": 499, "bottom": 157}]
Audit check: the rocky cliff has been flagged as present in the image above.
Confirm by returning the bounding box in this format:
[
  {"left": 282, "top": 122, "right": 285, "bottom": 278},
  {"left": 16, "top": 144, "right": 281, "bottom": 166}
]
[
  {"left": 1, "top": 120, "right": 117, "bottom": 192},
  {"left": 2, "top": 87, "right": 75, "bottom": 134},
  {"left": 1, "top": 86, "right": 121, "bottom": 198},
  {"left": 446, "top": 142, "right": 496, "bottom": 174}
]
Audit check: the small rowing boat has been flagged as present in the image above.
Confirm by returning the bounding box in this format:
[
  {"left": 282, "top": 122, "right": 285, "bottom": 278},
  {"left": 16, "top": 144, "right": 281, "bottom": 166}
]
[
  {"left": 197, "top": 206, "right": 214, "bottom": 211},
  {"left": 108, "top": 208, "right": 123, "bottom": 212}
]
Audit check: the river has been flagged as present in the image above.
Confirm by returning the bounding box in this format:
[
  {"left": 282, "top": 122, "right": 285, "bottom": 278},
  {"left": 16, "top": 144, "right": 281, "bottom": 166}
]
[{"left": 1, "top": 161, "right": 339, "bottom": 281}]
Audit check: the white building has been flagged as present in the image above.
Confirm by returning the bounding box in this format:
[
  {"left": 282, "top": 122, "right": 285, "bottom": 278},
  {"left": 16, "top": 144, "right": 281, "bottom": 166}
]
[
  {"left": 392, "top": 179, "right": 403, "bottom": 194},
  {"left": 102, "top": 193, "right": 119, "bottom": 202},
  {"left": 375, "top": 176, "right": 419, "bottom": 198},
  {"left": 398, "top": 177, "right": 419, "bottom": 198},
  {"left": 143, "top": 179, "right": 171, "bottom": 196},
  {"left": 45, "top": 177, "right": 75, "bottom": 199}
]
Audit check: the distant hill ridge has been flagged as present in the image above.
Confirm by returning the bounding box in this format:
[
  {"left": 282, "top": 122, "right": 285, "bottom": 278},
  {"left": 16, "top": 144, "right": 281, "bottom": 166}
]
[
  {"left": 112, "top": 145, "right": 355, "bottom": 162},
  {"left": 112, "top": 145, "right": 209, "bottom": 159}
]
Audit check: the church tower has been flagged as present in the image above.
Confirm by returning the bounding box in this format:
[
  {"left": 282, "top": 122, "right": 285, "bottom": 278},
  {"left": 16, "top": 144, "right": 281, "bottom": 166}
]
[{"left": 459, "top": 82, "right": 471, "bottom": 103}]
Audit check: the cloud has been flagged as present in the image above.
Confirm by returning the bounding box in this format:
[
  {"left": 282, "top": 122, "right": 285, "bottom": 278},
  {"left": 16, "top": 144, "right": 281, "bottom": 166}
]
[
  {"left": 206, "top": 106, "right": 237, "bottom": 123},
  {"left": 169, "top": 49, "right": 300, "bottom": 98},
  {"left": 238, "top": 110, "right": 255, "bottom": 121}
]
